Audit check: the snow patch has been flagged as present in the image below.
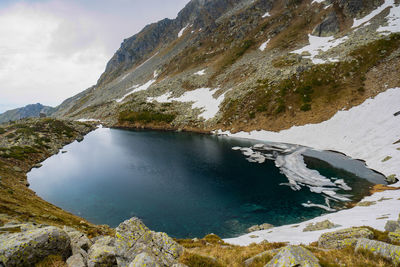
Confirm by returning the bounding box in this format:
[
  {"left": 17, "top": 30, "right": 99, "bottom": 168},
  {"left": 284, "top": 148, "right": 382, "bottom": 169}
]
[
  {"left": 352, "top": 0, "right": 395, "bottom": 28},
  {"left": 291, "top": 34, "right": 348, "bottom": 64},
  {"left": 147, "top": 88, "right": 227, "bottom": 120},
  {"left": 178, "top": 24, "right": 190, "bottom": 38},
  {"left": 377, "top": 2, "right": 400, "bottom": 33},
  {"left": 194, "top": 69, "right": 206, "bottom": 76},
  {"left": 259, "top": 39, "right": 270, "bottom": 51},
  {"left": 116, "top": 80, "right": 156, "bottom": 103},
  {"left": 262, "top": 12, "right": 270, "bottom": 18}
]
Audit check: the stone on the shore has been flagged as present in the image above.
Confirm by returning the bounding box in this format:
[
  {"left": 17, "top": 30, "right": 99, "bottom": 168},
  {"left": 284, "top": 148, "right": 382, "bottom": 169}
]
[
  {"left": 385, "top": 220, "right": 400, "bottom": 232},
  {"left": 129, "top": 252, "right": 160, "bottom": 267},
  {"left": 246, "top": 223, "right": 274, "bottom": 233},
  {"left": 66, "top": 253, "right": 86, "bottom": 267},
  {"left": 87, "top": 236, "right": 117, "bottom": 267},
  {"left": 115, "top": 217, "right": 183, "bottom": 266},
  {"left": 318, "top": 227, "right": 374, "bottom": 249},
  {"left": 0, "top": 226, "right": 71, "bottom": 267},
  {"left": 303, "top": 220, "right": 338, "bottom": 232},
  {"left": 355, "top": 238, "right": 400, "bottom": 265},
  {"left": 265, "top": 246, "right": 321, "bottom": 267}
]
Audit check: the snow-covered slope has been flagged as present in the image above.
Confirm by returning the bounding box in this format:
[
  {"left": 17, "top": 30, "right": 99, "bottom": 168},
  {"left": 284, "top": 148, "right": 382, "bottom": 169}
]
[{"left": 219, "top": 87, "right": 400, "bottom": 245}]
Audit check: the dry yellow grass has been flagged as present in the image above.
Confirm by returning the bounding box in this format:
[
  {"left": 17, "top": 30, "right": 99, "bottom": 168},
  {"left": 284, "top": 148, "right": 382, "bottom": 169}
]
[{"left": 35, "top": 255, "right": 67, "bottom": 267}]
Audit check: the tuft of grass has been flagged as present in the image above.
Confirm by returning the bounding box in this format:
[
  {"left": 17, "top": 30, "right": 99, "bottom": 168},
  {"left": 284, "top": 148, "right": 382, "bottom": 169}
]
[
  {"left": 35, "top": 255, "right": 67, "bottom": 267},
  {"left": 0, "top": 127, "right": 5, "bottom": 134},
  {"left": 382, "top": 156, "right": 392, "bottom": 162},
  {"left": 0, "top": 146, "right": 39, "bottom": 160},
  {"left": 180, "top": 252, "right": 224, "bottom": 267},
  {"left": 310, "top": 246, "right": 395, "bottom": 267}
]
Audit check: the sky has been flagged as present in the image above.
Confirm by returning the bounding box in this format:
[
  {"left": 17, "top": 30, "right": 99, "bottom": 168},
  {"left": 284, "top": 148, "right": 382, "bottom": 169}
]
[{"left": 0, "top": 0, "right": 190, "bottom": 113}]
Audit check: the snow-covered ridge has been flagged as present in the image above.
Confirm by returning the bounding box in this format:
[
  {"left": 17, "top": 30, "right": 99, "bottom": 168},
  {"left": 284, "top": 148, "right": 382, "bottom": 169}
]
[
  {"left": 219, "top": 87, "right": 400, "bottom": 245},
  {"left": 352, "top": 0, "right": 396, "bottom": 28}
]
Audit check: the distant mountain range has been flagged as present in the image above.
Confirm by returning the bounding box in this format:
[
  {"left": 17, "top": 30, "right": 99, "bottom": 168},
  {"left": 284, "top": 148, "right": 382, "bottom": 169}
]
[{"left": 0, "top": 103, "right": 54, "bottom": 124}]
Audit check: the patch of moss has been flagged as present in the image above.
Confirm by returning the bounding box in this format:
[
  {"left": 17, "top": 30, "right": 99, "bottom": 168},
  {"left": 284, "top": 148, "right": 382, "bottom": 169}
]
[
  {"left": 382, "top": 156, "right": 392, "bottom": 162},
  {"left": 119, "top": 110, "right": 176, "bottom": 124},
  {"left": 0, "top": 146, "right": 39, "bottom": 160},
  {"left": 0, "top": 127, "right": 5, "bottom": 134}
]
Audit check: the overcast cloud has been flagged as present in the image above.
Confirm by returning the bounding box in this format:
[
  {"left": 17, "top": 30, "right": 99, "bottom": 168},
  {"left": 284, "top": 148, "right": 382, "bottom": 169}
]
[{"left": 0, "top": 0, "right": 190, "bottom": 113}]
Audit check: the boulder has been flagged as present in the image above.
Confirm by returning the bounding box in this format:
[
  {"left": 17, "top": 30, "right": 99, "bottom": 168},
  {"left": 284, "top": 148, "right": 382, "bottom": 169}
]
[
  {"left": 318, "top": 227, "right": 374, "bottom": 249},
  {"left": 115, "top": 217, "right": 183, "bottom": 267},
  {"left": 246, "top": 223, "right": 274, "bottom": 233},
  {"left": 63, "top": 226, "right": 92, "bottom": 252},
  {"left": 66, "top": 253, "right": 86, "bottom": 267},
  {"left": 311, "top": 11, "right": 340, "bottom": 37},
  {"left": 265, "top": 246, "right": 321, "bottom": 267},
  {"left": 303, "top": 220, "right": 338, "bottom": 232},
  {"left": 385, "top": 220, "right": 400, "bottom": 232},
  {"left": 355, "top": 238, "right": 400, "bottom": 265},
  {"left": 87, "top": 236, "right": 117, "bottom": 267},
  {"left": 0, "top": 226, "right": 71, "bottom": 267},
  {"left": 129, "top": 252, "right": 160, "bottom": 267}
]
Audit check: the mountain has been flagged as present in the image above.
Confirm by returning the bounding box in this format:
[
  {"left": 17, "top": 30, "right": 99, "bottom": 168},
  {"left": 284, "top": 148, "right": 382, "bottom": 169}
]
[
  {"left": 0, "top": 103, "right": 55, "bottom": 123},
  {"left": 52, "top": 0, "right": 400, "bottom": 132}
]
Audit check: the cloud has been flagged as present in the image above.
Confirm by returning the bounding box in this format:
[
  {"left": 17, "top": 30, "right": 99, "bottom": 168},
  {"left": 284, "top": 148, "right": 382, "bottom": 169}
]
[{"left": 0, "top": 0, "right": 190, "bottom": 113}]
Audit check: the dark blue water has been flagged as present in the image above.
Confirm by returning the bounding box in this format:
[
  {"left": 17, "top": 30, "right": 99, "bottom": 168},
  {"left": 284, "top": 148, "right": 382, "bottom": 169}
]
[{"left": 28, "top": 128, "right": 380, "bottom": 238}]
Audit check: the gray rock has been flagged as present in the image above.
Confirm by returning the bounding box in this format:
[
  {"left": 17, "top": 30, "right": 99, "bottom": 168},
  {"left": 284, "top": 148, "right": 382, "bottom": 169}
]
[
  {"left": 265, "top": 246, "right": 321, "bottom": 267},
  {"left": 312, "top": 11, "right": 340, "bottom": 37},
  {"left": 63, "top": 226, "right": 92, "bottom": 252},
  {"left": 67, "top": 253, "right": 86, "bottom": 267},
  {"left": 0, "top": 226, "right": 71, "bottom": 267},
  {"left": 385, "top": 220, "right": 400, "bottom": 232},
  {"left": 115, "top": 217, "right": 183, "bottom": 266},
  {"left": 171, "top": 264, "right": 188, "bottom": 267},
  {"left": 129, "top": 252, "right": 160, "bottom": 267},
  {"left": 246, "top": 223, "right": 274, "bottom": 233},
  {"left": 303, "top": 220, "right": 339, "bottom": 232},
  {"left": 355, "top": 238, "right": 400, "bottom": 265},
  {"left": 87, "top": 236, "right": 117, "bottom": 267},
  {"left": 318, "top": 227, "right": 374, "bottom": 249}
]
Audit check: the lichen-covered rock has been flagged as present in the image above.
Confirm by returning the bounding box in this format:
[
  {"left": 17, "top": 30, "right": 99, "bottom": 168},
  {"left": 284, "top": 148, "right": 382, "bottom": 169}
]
[
  {"left": 318, "top": 227, "right": 374, "bottom": 249},
  {"left": 129, "top": 252, "right": 160, "bottom": 267},
  {"left": 265, "top": 246, "right": 321, "bottom": 267},
  {"left": 389, "top": 231, "right": 400, "bottom": 244},
  {"left": 87, "top": 236, "right": 117, "bottom": 267},
  {"left": 385, "top": 220, "right": 400, "bottom": 232},
  {"left": 246, "top": 223, "right": 274, "bottom": 233},
  {"left": 115, "top": 217, "right": 183, "bottom": 267},
  {"left": 63, "top": 226, "right": 93, "bottom": 252},
  {"left": 303, "top": 220, "right": 338, "bottom": 232},
  {"left": 355, "top": 238, "right": 400, "bottom": 265},
  {"left": 66, "top": 253, "right": 86, "bottom": 267},
  {"left": 0, "top": 226, "right": 71, "bottom": 267}
]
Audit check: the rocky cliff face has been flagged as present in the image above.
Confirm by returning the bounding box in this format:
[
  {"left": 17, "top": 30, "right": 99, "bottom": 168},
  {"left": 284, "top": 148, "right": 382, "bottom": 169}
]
[
  {"left": 52, "top": 0, "right": 400, "bottom": 132},
  {"left": 0, "top": 103, "right": 54, "bottom": 124}
]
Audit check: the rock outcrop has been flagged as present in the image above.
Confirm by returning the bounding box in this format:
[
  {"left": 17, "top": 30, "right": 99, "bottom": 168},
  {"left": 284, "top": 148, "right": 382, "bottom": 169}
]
[
  {"left": 303, "top": 220, "right": 339, "bottom": 232},
  {"left": 312, "top": 11, "right": 340, "bottom": 37},
  {"left": 0, "top": 226, "right": 71, "bottom": 267},
  {"left": 246, "top": 223, "right": 274, "bottom": 233},
  {"left": 265, "top": 246, "right": 321, "bottom": 267},
  {"left": 115, "top": 217, "right": 183, "bottom": 266},
  {"left": 317, "top": 227, "right": 374, "bottom": 249},
  {"left": 355, "top": 238, "right": 400, "bottom": 265}
]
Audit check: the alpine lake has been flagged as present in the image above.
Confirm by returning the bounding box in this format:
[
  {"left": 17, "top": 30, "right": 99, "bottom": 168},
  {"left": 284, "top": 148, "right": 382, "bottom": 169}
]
[{"left": 28, "top": 127, "right": 386, "bottom": 238}]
